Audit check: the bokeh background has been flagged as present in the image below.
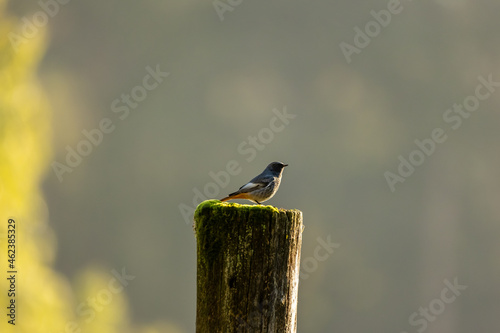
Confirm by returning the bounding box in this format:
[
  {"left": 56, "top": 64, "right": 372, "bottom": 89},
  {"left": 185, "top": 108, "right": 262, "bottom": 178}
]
[{"left": 1, "top": 0, "right": 500, "bottom": 332}]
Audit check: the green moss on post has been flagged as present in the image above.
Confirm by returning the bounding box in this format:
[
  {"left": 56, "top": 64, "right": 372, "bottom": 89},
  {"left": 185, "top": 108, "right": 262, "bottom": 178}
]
[{"left": 195, "top": 200, "right": 303, "bottom": 333}]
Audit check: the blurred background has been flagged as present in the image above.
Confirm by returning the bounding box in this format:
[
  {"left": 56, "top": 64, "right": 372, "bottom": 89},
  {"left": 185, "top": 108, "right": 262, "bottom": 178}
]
[{"left": 1, "top": 0, "right": 500, "bottom": 332}]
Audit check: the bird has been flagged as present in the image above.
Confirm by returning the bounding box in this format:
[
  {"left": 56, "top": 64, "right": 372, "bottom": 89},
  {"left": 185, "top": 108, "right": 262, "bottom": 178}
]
[{"left": 220, "top": 161, "right": 288, "bottom": 204}]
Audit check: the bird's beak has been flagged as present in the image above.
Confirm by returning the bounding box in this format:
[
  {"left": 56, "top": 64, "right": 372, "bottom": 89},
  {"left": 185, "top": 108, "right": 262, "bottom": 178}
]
[{"left": 283, "top": 164, "right": 289, "bottom": 167}]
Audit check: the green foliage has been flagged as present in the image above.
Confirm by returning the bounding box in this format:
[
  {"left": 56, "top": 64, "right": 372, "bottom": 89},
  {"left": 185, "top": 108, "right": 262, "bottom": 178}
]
[{"left": 195, "top": 199, "right": 282, "bottom": 220}]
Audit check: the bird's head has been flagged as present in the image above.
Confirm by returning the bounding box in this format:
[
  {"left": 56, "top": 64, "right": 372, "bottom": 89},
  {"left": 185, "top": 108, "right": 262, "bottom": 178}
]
[{"left": 267, "top": 161, "right": 288, "bottom": 174}]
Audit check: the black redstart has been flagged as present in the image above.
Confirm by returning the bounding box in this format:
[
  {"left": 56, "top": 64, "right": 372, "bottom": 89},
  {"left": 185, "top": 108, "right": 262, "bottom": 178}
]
[{"left": 220, "top": 161, "right": 288, "bottom": 204}]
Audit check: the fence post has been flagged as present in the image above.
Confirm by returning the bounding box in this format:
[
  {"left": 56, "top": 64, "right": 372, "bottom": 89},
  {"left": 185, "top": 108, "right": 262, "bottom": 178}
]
[{"left": 194, "top": 200, "right": 303, "bottom": 333}]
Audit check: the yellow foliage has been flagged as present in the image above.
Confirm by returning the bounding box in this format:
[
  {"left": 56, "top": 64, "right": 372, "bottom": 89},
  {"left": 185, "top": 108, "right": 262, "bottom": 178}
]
[
  {"left": 0, "top": 4, "right": 141, "bottom": 333},
  {"left": 0, "top": 4, "right": 184, "bottom": 332},
  {"left": 72, "top": 267, "right": 131, "bottom": 333},
  {"left": 0, "top": 4, "right": 74, "bottom": 332}
]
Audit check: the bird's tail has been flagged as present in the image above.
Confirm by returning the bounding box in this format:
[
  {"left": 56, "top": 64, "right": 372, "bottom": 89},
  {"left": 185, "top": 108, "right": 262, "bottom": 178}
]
[{"left": 220, "top": 191, "right": 247, "bottom": 202}]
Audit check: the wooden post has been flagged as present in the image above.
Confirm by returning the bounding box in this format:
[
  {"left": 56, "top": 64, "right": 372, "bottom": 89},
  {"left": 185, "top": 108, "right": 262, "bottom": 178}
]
[{"left": 194, "top": 200, "right": 303, "bottom": 333}]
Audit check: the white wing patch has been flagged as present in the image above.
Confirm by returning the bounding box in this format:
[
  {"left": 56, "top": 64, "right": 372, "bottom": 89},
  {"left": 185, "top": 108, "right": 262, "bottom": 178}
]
[{"left": 239, "top": 182, "right": 261, "bottom": 192}]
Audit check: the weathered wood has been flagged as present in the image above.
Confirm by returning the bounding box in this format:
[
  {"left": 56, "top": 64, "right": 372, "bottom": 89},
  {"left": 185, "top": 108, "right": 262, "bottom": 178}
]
[{"left": 194, "top": 200, "right": 303, "bottom": 333}]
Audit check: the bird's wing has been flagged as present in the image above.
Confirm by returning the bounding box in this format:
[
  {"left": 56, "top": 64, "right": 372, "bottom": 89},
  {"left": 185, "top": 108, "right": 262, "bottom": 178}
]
[{"left": 236, "top": 176, "right": 273, "bottom": 194}]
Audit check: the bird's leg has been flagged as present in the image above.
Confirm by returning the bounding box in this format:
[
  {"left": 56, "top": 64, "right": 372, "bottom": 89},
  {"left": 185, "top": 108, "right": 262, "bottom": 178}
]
[{"left": 256, "top": 200, "right": 261, "bottom": 205}]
